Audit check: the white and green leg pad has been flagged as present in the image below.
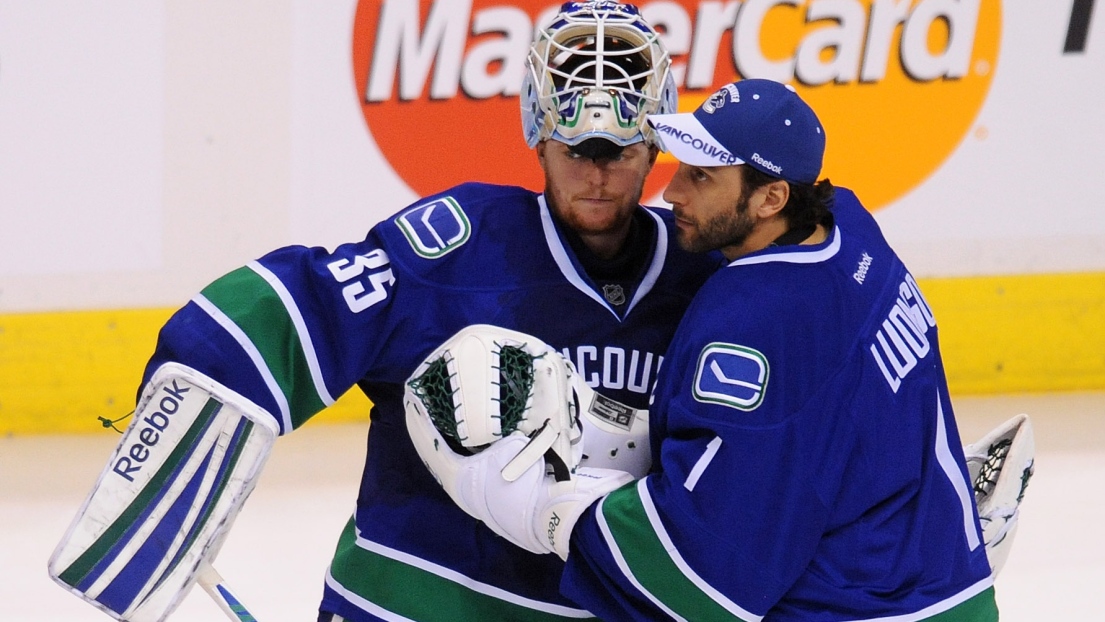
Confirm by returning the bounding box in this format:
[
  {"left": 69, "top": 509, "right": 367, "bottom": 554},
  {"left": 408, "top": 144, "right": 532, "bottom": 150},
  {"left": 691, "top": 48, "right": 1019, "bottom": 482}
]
[{"left": 49, "top": 363, "right": 277, "bottom": 622}]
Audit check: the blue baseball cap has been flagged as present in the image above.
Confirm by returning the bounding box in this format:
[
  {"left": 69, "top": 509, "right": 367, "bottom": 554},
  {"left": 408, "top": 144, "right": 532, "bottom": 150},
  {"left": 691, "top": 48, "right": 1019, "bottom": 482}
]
[{"left": 646, "top": 79, "right": 825, "bottom": 184}]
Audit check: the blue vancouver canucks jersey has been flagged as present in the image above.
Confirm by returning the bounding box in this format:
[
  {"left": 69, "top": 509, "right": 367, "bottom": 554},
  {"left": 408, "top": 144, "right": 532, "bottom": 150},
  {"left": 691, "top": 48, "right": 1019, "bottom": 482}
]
[
  {"left": 563, "top": 188, "right": 998, "bottom": 621},
  {"left": 140, "top": 182, "right": 720, "bottom": 621}
]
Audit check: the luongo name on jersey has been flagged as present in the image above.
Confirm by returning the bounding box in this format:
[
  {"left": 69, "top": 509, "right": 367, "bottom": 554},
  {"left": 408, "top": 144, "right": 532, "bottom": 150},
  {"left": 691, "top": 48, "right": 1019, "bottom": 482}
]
[{"left": 140, "top": 182, "right": 719, "bottom": 621}]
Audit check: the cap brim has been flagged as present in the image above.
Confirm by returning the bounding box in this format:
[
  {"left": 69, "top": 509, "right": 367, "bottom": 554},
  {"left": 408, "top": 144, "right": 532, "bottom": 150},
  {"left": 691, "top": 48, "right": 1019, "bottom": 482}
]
[{"left": 647, "top": 112, "right": 743, "bottom": 167}]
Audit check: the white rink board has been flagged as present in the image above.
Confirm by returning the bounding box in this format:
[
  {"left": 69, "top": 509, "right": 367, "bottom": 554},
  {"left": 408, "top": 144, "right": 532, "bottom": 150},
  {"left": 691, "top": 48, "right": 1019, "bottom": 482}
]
[
  {"left": 295, "top": 0, "right": 1105, "bottom": 278},
  {"left": 0, "top": 2, "right": 164, "bottom": 278},
  {"left": 0, "top": 1, "right": 1102, "bottom": 313},
  {"left": 4, "top": 393, "right": 1105, "bottom": 621}
]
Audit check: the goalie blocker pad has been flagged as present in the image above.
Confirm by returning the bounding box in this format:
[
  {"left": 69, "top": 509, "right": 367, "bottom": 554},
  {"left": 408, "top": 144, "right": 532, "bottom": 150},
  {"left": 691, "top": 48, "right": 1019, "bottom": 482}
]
[{"left": 49, "top": 363, "right": 278, "bottom": 622}]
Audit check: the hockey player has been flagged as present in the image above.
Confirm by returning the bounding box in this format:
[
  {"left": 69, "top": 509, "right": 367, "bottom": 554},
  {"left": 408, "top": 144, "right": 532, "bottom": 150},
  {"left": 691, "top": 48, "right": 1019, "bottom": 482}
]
[
  {"left": 572, "top": 78, "right": 999, "bottom": 619},
  {"left": 77, "top": 3, "right": 717, "bottom": 621},
  {"left": 408, "top": 79, "right": 1002, "bottom": 620}
]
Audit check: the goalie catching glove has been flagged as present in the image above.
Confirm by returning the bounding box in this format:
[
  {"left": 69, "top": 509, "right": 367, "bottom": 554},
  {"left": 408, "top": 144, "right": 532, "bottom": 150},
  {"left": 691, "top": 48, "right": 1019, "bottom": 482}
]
[
  {"left": 405, "top": 325, "right": 634, "bottom": 559},
  {"left": 964, "top": 413, "right": 1035, "bottom": 576}
]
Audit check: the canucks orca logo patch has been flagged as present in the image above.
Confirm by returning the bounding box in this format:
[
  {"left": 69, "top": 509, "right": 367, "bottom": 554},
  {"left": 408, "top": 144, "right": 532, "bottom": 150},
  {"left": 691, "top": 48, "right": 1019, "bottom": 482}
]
[
  {"left": 396, "top": 196, "right": 471, "bottom": 258},
  {"left": 692, "top": 343, "right": 769, "bottom": 411}
]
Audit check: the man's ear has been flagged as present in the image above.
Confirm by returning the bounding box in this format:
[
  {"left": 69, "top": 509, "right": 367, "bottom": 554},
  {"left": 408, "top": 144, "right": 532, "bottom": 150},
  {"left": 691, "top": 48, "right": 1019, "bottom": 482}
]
[
  {"left": 647, "top": 145, "right": 659, "bottom": 168},
  {"left": 754, "top": 179, "right": 790, "bottom": 218},
  {"left": 536, "top": 140, "right": 548, "bottom": 169}
]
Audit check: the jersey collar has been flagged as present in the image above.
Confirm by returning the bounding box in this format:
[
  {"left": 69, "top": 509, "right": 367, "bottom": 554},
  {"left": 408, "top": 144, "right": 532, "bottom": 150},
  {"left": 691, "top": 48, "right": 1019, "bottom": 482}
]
[
  {"left": 538, "top": 195, "right": 668, "bottom": 321},
  {"left": 726, "top": 224, "right": 841, "bottom": 267}
]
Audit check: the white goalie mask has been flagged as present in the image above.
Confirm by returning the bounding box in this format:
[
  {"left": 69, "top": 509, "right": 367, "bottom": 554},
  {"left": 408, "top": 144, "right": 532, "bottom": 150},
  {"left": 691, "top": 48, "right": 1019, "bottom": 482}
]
[{"left": 521, "top": 1, "right": 677, "bottom": 149}]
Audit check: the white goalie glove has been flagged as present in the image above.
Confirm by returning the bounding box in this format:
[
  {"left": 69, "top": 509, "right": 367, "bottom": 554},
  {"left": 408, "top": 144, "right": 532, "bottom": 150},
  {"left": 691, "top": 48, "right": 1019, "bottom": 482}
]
[
  {"left": 405, "top": 324, "right": 584, "bottom": 479},
  {"left": 405, "top": 325, "right": 634, "bottom": 559},
  {"left": 964, "top": 413, "right": 1035, "bottom": 576}
]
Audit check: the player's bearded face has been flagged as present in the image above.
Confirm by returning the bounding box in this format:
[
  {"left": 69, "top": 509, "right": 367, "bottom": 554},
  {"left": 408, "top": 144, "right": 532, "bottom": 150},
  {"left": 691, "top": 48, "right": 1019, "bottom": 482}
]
[
  {"left": 538, "top": 140, "right": 655, "bottom": 236},
  {"left": 667, "top": 164, "right": 755, "bottom": 256},
  {"left": 676, "top": 193, "right": 754, "bottom": 254}
]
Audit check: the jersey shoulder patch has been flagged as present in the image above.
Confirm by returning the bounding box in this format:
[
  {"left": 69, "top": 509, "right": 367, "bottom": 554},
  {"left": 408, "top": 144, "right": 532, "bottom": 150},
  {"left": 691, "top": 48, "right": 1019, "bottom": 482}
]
[
  {"left": 394, "top": 194, "right": 471, "bottom": 259},
  {"left": 389, "top": 182, "right": 537, "bottom": 260},
  {"left": 692, "top": 342, "right": 770, "bottom": 412}
]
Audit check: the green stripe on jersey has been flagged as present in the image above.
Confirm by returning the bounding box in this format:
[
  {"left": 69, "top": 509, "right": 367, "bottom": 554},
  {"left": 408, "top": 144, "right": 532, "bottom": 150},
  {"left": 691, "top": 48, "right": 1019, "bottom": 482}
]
[
  {"left": 201, "top": 267, "right": 325, "bottom": 429},
  {"left": 602, "top": 484, "right": 999, "bottom": 622},
  {"left": 600, "top": 483, "right": 753, "bottom": 621},
  {"left": 328, "top": 519, "right": 595, "bottom": 621},
  {"left": 922, "top": 586, "right": 998, "bottom": 622}
]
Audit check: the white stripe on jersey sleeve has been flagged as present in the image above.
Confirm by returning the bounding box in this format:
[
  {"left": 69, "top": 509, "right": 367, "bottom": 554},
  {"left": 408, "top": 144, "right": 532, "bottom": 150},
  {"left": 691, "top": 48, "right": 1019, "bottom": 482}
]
[
  {"left": 247, "top": 260, "right": 336, "bottom": 406},
  {"left": 192, "top": 293, "right": 294, "bottom": 434},
  {"left": 935, "top": 396, "right": 982, "bottom": 551}
]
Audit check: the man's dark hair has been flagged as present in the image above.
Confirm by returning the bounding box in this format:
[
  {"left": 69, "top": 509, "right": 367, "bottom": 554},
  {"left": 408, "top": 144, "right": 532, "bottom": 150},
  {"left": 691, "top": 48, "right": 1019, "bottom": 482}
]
[{"left": 740, "top": 165, "right": 835, "bottom": 231}]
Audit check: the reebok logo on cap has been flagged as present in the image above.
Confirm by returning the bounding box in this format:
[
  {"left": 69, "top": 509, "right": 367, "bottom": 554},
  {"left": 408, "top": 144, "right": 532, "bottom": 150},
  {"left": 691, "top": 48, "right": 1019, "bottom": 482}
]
[{"left": 751, "top": 153, "right": 782, "bottom": 175}]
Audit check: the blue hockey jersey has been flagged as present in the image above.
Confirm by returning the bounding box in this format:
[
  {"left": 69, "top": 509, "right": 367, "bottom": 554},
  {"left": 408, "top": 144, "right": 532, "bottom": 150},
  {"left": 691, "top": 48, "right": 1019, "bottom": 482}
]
[
  {"left": 563, "top": 188, "right": 998, "bottom": 621},
  {"left": 140, "top": 182, "right": 720, "bottom": 621}
]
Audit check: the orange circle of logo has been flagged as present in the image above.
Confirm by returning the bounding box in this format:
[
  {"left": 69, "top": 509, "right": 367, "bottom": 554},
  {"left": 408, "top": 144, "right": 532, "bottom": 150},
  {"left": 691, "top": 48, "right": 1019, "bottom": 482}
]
[{"left": 353, "top": 0, "right": 1000, "bottom": 211}]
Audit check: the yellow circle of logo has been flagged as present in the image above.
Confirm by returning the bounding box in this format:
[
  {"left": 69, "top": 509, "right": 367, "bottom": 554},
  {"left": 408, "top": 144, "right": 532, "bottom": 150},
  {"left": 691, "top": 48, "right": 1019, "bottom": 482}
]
[{"left": 354, "top": 0, "right": 1001, "bottom": 211}]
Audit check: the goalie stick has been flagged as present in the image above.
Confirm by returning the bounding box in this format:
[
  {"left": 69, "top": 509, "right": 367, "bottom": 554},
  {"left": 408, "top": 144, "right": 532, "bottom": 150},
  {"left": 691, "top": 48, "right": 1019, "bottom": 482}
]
[
  {"left": 197, "top": 563, "right": 259, "bottom": 622},
  {"left": 49, "top": 363, "right": 276, "bottom": 622}
]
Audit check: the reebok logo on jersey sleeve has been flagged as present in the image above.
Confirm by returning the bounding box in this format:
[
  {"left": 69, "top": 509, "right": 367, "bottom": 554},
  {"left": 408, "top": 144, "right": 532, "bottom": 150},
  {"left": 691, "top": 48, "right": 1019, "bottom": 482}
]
[
  {"left": 395, "top": 196, "right": 471, "bottom": 259},
  {"left": 853, "top": 252, "right": 873, "bottom": 284},
  {"left": 692, "top": 343, "right": 769, "bottom": 411}
]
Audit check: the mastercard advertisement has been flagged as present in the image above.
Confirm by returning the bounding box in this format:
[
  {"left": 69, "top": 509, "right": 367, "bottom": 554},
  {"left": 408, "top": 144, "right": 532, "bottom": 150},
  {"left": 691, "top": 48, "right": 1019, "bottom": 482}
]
[{"left": 352, "top": 0, "right": 1001, "bottom": 212}]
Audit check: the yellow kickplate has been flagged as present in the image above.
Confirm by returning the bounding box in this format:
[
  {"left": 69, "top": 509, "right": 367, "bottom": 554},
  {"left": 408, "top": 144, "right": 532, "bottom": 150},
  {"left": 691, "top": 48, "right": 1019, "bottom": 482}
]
[{"left": 2, "top": 271, "right": 1102, "bottom": 436}]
